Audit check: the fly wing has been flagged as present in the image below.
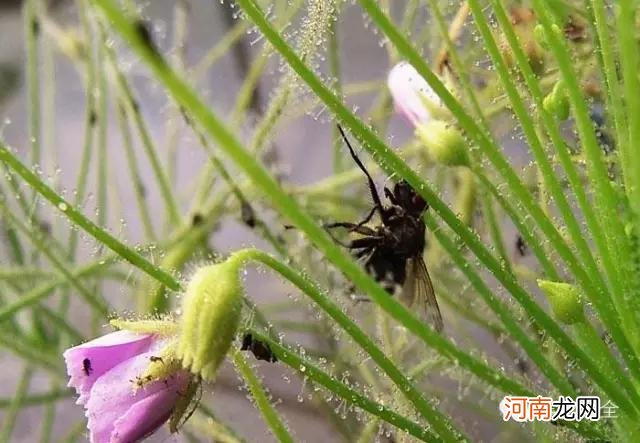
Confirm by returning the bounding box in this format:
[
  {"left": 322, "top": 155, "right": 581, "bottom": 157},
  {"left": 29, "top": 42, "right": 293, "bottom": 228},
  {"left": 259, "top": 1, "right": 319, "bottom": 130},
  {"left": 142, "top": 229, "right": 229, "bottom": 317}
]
[{"left": 400, "top": 256, "right": 444, "bottom": 332}]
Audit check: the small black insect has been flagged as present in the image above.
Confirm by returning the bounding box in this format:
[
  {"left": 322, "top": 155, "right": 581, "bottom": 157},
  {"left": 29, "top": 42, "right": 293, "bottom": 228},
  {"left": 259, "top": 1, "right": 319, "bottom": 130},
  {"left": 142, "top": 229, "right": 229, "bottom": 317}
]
[
  {"left": 241, "top": 333, "right": 277, "bottom": 362},
  {"left": 150, "top": 356, "right": 164, "bottom": 363},
  {"left": 515, "top": 235, "right": 528, "bottom": 257},
  {"left": 325, "top": 125, "right": 443, "bottom": 332},
  {"left": 590, "top": 107, "right": 615, "bottom": 155},
  {"left": 82, "top": 358, "right": 93, "bottom": 376},
  {"left": 241, "top": 201, "right": 257, "bottom": 228}
]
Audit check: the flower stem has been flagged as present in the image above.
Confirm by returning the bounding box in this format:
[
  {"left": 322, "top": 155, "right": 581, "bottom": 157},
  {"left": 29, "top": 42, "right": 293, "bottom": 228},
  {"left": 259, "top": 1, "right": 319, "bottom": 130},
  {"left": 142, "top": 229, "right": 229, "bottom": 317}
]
[{"left": 231, "top": 350, "right": 294, "bottom": 443}]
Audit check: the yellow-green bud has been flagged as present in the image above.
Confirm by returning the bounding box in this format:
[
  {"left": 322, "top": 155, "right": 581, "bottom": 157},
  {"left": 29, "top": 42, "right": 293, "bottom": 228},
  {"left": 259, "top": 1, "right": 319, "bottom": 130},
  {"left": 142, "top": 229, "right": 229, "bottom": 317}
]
[
  {"left": 538, "top": 280, "right": 585, "bottom": 325},
  {"left": 543, "top": 80, "right": 569, "bottom": 120},
  {"left": 533, "top": 24, "right": 548, "bottom": 50},
  {"left": 416, "top": 120, "right": 469, "bottom": 167},
  {"left": 176, "top": 261, "right": 243, "bottom": 380}
]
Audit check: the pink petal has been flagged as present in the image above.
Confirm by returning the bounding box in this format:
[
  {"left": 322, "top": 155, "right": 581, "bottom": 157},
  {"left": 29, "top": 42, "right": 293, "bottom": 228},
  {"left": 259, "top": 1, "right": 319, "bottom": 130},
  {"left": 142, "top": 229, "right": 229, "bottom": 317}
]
[
  {"left": 63, "top": 331, "right": 154, "bottom": 405},
  {"left": 85, "top": 349, "right": 189, "bottom": 443},
  {"left": 387, "top": 62, "right": 441, "bottom": 127},
  {"left": 110, "top": 389, "right": 180, "bottom": 443}
]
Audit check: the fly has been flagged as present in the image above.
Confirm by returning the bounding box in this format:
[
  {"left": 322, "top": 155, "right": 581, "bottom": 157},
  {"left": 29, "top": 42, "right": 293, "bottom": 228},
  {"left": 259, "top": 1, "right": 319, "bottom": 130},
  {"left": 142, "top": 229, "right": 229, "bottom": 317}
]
[
  {"left": 241, "top": 333, "right": 278, "bottom": 362},
  {"left": 82, "top": 358, "right": 93, "bottom": 376},
  {"left": 325, "top": 125, "right": 444, "bottom": 332}
]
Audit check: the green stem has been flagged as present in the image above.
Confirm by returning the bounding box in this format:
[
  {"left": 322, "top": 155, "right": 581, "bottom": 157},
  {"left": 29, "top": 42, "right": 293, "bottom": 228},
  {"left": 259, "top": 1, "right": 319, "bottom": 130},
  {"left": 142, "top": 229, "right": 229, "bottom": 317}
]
[
  {"left": 24, "top": 0, "right": 41, "bottom": 168},
  {"left": 0, "top": 142, "right": 179, "bottom": 291},
  {"left": 0, "top": 254, "right": 117, "bottom": 323},
  {"left": 96, "top": 28, "right": 109, "bottom": 228},
  {"left": 616, "top": 0, "right": 640, "bottom": 220},
  {"left": 0, "top": 366, "right": 33, "bottom": 442},
  {"left": 0, "top": 389, "right": 72, "bottom": 409},
  {"left": 231, "top": 351, "right": 294, "bottom": 443},
  {"left": 115, "top": 101, "right": 156, "bottom": 240},
  {"left": 0, "top": 202, "right": 110, "bottom": 316},
  {"left": 102, "top": 36, "right": 182, "bottom": 226}
]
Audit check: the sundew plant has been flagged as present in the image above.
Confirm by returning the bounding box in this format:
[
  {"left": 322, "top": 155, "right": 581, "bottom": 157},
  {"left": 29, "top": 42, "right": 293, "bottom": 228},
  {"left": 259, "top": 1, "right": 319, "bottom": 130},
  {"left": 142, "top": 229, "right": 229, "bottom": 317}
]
[{"left": 0, "top": 0, "right": 639, "bottom": 441}]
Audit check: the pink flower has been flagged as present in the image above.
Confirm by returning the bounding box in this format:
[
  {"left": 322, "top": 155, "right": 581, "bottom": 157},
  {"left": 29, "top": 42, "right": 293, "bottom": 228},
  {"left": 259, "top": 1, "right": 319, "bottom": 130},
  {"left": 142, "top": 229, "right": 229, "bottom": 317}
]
[
  {"left": 64, "top": 330, "right": 190, "bottom": 443},
  {"left": 387, "top": 62, "right": 443, "bottom": 127}
]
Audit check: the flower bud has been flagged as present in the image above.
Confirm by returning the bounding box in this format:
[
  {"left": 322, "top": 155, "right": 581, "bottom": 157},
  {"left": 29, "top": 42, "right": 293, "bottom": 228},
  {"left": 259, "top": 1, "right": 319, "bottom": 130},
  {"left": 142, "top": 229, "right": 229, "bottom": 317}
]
[
  {"left": 416, "top": 120, "right": 469, "bottom": 167},
  {"left": 176, "top": 261, "right": 243, "bottom": 381},
  {"left": 538, "top": 279, "right": 585, "bottom": 325},
  {"left": 543, "top": 80, "right": 569, "bottom": 120},
  {"left": 387, "top": 62, "right": 448, "bottom": 127},
  {"left": 533, "top": 24, "right": 548, "bottom": 50}
]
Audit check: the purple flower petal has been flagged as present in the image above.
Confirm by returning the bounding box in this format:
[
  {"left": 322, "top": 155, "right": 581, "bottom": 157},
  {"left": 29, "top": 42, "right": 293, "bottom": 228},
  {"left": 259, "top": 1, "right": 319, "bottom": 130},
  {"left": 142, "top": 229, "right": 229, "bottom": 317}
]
[
  {"left": 387, "top": 62, "right": 442, "bottom": 127},
  {"left": 110, "top": 389, "right": 180, "bottom": 443},
  {"left": 85, "top": 348, "right": 189, "bottom": 443},
  {"left": 63, "top": 331, "right": 154, "bottom": 405}
]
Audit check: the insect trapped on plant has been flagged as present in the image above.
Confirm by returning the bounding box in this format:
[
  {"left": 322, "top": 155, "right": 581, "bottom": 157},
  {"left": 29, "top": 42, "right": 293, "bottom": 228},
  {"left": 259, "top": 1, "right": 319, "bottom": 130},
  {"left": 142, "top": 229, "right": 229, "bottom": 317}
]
[{"left": 324, "top": 126, "right": 444, "bottom": 332}]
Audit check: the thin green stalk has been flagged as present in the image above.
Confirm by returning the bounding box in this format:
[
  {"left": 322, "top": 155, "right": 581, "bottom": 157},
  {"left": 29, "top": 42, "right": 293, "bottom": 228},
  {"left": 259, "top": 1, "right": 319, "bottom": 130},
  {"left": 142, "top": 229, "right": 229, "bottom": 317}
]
[
  {"left": 192, "top": 20, "right": 250, "bottom": 80},
  {"left": 36, "top": 305, "right": 85, "bottom": 343},
  {"left": 0, "top": 188, "right": 25, "bottom": 265},
  {"left": 0, "top": 255, "right": 118, "bottom": 323},
  {"left": 164, "top": 0, "right": 189, "bottom": 187},
  {"left": 24, "top": 0, "right": 41, "bottom": 168},
  {"left": 39, "top": 394, "right": 55, "bottom": 443},
  {"left": 0, "top": 202, "right": 110, "bottom": 316},
  {"left": 189, "top": 409, "right": 245, "bottom": 443},
  {"left": 0, "top": 142, "right": 180, "bottom": 291},
  {"left": 96, "top": 28, "right": 109, "bottom": 228},
  {"left": 115, "top": 101, "right": 156, "bottom": 240},
  {"left": 247, "top": 330, "right": 438, "bottom": 443},
  {"left": 0, "top": 389, "right": 72, "bottom": 409},
  {"left": 329, "top": 0, "right": 343, "bottom": 172},
  {"left": 588, "top": 0, "right": 628, "bottom": 174},
  {"left": 616, "top": 0, "right": 640, "bottom": 219},
  {"left": 58, "top": 422, "right": 86, "bottom": 443},
  {"left": 102, "top": 36, "right": 182, "bottom": 226},
  {"left": 0, "top": 332, "right": 61, "bottom": 374},
  {"left": 231, "top": 351, "right": 294, "bottom": 443},
  {"left": 68, "top": 0, "right": 98, "bottom": 257},
  {"left": 231, "top": 0, "right": 636, "bottom": 416},
  {"left": 0, "top": 366, "right": 33, "bottom": 442}
]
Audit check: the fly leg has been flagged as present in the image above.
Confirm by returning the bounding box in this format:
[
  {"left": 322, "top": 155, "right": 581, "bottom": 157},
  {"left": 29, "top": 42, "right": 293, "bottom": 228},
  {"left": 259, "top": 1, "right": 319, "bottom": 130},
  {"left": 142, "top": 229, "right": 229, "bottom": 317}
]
[
  {"left": 384, "top": 186, "right": 398, "bottom": 206},
  {"left": 323, "top": 221, "right": 378, "bottom": 237},
  {"left": 337, "top": 125, "right": 389, "bottom": 223}
]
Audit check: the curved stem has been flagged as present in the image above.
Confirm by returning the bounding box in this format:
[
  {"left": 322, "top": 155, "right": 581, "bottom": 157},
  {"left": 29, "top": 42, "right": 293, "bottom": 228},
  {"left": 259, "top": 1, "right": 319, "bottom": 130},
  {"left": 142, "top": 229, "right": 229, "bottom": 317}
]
[{"left": 231, "top": 351, "right": 294, "bottom": 443}]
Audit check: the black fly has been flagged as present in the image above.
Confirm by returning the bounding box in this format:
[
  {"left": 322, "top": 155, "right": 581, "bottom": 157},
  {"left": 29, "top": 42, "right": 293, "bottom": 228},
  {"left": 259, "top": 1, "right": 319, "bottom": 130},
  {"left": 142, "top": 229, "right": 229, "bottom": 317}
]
[
  {"left": 515, "top": 235, "right": 528, "bottom": 257},
  {"left": 241, "top": 333, "right": 278, "bottom": 362},
  {"left": 82, "top": 358, "right": 93, "bottom": 376},
  {"left": 325, "top": 125, "right": 443, "bottom": 332}
]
